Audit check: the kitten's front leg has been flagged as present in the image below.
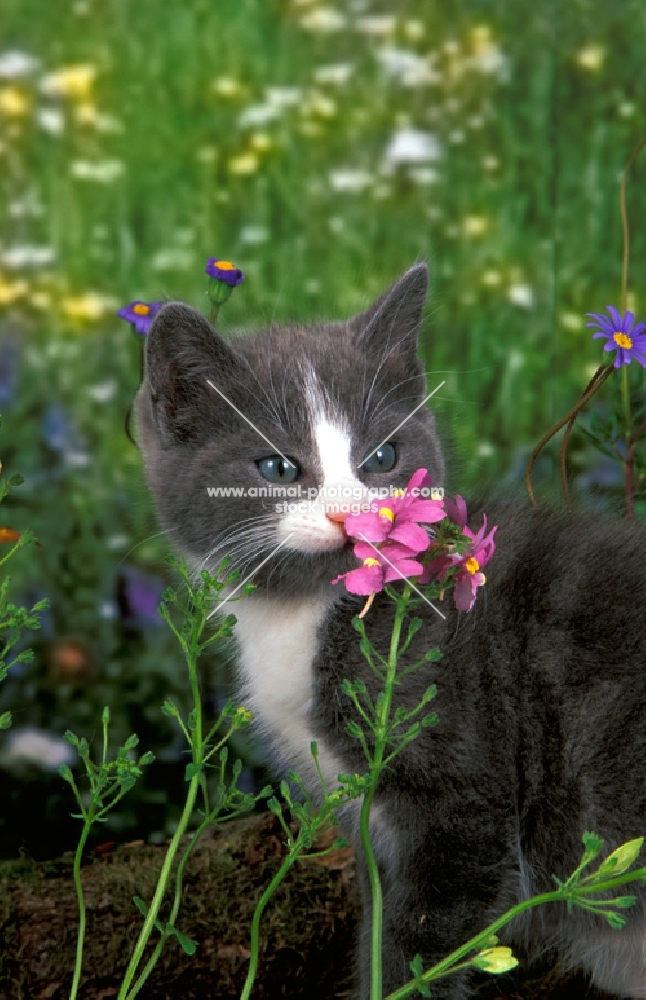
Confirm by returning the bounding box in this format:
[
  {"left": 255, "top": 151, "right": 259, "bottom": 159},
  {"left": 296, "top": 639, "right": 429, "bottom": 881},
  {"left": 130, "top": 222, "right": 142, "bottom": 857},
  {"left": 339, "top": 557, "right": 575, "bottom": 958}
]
[
  {"left": 353, "top": 816, "right": 514, "bottom": 1000},
  {"left": 355, "top": 893, "right": 475, "bottom": 1000}
]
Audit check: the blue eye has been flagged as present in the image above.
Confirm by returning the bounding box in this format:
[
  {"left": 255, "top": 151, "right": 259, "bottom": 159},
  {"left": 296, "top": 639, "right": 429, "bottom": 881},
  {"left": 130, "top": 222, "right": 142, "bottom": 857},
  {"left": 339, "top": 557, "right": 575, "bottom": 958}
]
[
  {"left": 362, "top": 443, "right": 397, "bottom": 474},
  {"left": 257, "top": 455, "right": 299, "bottom": 483}
]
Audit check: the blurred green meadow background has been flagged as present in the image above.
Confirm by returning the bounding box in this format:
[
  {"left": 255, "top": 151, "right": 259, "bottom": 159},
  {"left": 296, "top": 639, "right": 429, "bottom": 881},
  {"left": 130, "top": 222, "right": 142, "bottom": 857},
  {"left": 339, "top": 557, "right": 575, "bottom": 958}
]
[{"left": 0, "top": 0, "right": 644, "bottom": 858}]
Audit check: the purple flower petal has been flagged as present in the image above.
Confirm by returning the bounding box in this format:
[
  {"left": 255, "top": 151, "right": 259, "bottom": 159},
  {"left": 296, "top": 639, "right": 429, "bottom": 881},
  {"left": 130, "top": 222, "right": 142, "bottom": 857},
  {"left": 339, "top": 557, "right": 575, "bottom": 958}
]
[
  {"left": 117, "top": 300, "right": 163, "bottom": 336},
  {"left": 205, "top": 258, "right": 245, "bottom": 286}
]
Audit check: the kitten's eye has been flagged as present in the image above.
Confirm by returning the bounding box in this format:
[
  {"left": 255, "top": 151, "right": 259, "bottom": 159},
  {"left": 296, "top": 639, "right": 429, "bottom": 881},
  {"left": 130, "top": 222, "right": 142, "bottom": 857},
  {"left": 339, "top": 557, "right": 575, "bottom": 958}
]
[
  {"left": 257, "top": 455, "right": 299, "bottom": 483},
  {"left": 362, "top": 443, "right": 397, "bottom": 474}
]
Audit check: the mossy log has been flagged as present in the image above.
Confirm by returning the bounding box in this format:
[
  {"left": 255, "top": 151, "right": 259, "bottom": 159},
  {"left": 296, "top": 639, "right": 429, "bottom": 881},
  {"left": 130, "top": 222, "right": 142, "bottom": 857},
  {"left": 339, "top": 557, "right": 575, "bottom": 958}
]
[{"left": 0, "top": 812, "right": 609, "bottom": 999}]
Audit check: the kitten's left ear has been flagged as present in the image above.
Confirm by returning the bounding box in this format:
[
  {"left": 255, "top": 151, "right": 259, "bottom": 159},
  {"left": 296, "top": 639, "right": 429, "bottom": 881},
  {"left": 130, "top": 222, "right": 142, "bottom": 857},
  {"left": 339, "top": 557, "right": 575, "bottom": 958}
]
[{"left": 348, "top": 262, "right": 429, "bottom": 363}]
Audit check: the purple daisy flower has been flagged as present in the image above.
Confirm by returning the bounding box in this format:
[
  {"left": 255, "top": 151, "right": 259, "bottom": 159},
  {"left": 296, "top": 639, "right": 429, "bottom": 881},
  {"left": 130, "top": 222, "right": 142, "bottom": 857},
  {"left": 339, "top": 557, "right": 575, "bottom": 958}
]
[
  {"left": 586, "top": 306, "right": 646, "bottom": 368},
  {"left": 205, "top": 258, "right": 245, "bottom": 286},
  {"left": 205, "top": 258, "right": 245, "bottom": 312},
  {"left": 117, "top": 300, "right": 163, "bottom": 336}
]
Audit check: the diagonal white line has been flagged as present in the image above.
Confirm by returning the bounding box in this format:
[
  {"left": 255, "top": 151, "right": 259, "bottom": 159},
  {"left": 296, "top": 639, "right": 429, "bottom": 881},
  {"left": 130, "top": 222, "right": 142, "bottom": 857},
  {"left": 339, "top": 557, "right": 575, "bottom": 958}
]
[
  {"left": 359, "top": 380, "right": 446, "bottom": 469},
  {"left": 358, "top": 533, "right": 446, "bottom": 620},
  {"left": 206, "top": 379, "right": 293, "bottom": 467},
  {"left": 207, "top": 532, "right": 296, "bottom": 619}
]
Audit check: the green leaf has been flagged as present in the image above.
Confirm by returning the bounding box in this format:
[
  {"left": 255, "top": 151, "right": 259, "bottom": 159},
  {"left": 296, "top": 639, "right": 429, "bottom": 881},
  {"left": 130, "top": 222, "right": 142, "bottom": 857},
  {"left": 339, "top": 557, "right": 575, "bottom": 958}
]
[
  {"left": 351, "top": 616, "right": 365, "bottom": 633},
  {"left": 58, "top": 763, "right": 73, "bottom": 782},
  {"left": 0, "top": 710, "right": 11, "bottom": 729},
  {"left": 345, "top": 720, "right": 363, "bottom": 739},
  {"left": 161, "top": 700, "right": 177, "bottom": 718},
  {"left": 424, "top": 648, "right": 442, "bottom": 662},
  {"left": 408, "top": 952, "right": 431, "bottom": 996},
  {"left": 581, "top": 831, "right": 604, "bottom": 860},
  {"left": 124, "top": 733, "right": 139, "bottom": 751},
  {"left": 605, "top": 912, "right": 627, "bottom": 929},
  {"left": 185, "top": 762, "right": 202, "bottom": 781},
  {"left": 168, "top": 925, "right": 198, "bottom": 955},
  {"left": 409, "top": 954, "right": 424, "bottom": 977}
]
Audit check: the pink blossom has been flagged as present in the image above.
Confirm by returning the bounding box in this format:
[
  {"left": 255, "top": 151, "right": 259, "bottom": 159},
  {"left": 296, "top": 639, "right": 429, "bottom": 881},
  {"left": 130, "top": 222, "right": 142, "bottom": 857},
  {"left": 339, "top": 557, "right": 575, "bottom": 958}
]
[
  {"left": 421, "top": 495, "right": 497, "bottom": 611},
  {"left": 332, "top": 541, "right": 424, "bottom": 596},
  {"left": 344, "top": 468, "right": 445, "bottom": 555}
]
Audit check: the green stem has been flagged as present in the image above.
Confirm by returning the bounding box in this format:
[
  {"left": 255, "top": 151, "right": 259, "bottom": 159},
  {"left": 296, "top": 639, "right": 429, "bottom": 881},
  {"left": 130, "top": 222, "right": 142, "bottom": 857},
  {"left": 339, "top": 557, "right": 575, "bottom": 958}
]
[
  {"left": 384, "top": 889, "right": 564, "bottom": 1000},
  {"left": 622, "top": 364, "right": 631, "bottom": 439},
  {"left": 239, "top": 851, "right": 297, "bottom": 1000},
  {"left": 361, "top": 584, "right": 411, "bottom": 1000},
  {"left": 118, "top": 776, "right": 200, "bottom": 1000},
  {"left": 69, "top": 817, "right": 93, "bottom": 1000},
  {"left": 119, "top": 605, "right": 211, "bottom": 999}
]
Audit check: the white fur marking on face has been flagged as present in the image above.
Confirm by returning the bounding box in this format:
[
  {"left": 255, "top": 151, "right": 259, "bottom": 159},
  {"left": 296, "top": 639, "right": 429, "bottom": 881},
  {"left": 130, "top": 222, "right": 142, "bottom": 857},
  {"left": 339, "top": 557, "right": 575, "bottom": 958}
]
[{"left": 277, "top": 373, "right": 367, "bottom": 553}]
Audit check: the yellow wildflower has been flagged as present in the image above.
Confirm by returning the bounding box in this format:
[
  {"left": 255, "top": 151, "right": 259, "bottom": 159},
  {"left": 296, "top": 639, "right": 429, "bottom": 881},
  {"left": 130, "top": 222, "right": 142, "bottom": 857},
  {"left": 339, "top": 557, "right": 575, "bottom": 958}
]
[
  {"left": 0, "top": 87, "right": 30, "bottom": 117},
  {"left": 61, "top": 292, "right": 118, "bottom": 322},
  {"left": 0, "top": 277, "right": 28, "bottom": 305},
  {"left": 40, "top": 64, "right": 97, "bottom": 100},
  {"left": 227, "top": 151, "right": 259, "bottom": 175}
]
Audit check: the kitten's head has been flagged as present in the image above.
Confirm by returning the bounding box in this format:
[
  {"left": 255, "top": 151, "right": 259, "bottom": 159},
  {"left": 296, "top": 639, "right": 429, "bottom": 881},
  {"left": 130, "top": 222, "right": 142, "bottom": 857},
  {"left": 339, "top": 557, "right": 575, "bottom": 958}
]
[{"left": 134, "top": 263, "right": 443, "bottom": 596}]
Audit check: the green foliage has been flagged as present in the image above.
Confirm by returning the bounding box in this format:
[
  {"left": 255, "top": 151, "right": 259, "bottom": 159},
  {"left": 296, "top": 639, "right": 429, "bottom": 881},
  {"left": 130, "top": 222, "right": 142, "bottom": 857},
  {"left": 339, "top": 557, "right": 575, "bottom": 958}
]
[{"left": 0, "top": 450, "right": 48, "bottom": 729}]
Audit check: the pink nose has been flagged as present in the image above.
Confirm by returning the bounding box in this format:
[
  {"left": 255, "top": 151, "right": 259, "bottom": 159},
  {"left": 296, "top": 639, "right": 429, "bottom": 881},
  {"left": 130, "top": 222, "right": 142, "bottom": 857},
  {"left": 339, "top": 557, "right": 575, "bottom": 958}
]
[{"left": 326, "top": 511, "right": 347, "bottom": 524}]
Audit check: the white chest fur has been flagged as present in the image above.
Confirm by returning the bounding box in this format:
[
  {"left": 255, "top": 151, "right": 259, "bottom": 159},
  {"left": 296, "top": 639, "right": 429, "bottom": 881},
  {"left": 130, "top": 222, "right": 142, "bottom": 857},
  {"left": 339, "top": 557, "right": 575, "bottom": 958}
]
[
  {"left": 232, "top": 591, "right": 398, "bottom": 868},
  {"left": 232, "top": 592, "right": 337, "bottom": 779}
]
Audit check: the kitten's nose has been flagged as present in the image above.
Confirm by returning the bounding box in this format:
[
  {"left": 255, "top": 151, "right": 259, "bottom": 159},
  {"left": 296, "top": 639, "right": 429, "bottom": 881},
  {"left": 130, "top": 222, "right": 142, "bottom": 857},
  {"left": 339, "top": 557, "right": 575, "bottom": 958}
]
[{"left": 325, "top": 511, "right": 347, "bottom": 524}]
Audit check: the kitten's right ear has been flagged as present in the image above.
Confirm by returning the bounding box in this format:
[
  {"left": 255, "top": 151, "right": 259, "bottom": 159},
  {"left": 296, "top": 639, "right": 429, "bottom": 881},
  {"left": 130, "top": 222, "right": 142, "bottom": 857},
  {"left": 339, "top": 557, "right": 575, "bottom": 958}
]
[{"left": 144, "top": 302, "right": 249, "bottom": 444}]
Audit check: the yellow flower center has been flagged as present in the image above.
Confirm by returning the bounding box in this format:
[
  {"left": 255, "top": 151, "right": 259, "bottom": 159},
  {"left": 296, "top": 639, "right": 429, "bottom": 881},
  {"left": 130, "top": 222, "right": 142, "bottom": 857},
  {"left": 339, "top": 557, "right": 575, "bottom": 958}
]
[
  {"left": 378, "top": 507, "right": 395, "bottom": 521},
  {"left": 465, "top": 556, "right": 480, "bottom": 575},
  {"left": 214, "top": 260, "right": 236, "bottom": 270},
  {"left": 133, "top": 304, "right": 150, "bottom": 315},
  {"left": 363, "top": 557, "right": 381, "bottom": 568},
  {"left": 614, "top": 331, "right": 633, "bottom": 349}
]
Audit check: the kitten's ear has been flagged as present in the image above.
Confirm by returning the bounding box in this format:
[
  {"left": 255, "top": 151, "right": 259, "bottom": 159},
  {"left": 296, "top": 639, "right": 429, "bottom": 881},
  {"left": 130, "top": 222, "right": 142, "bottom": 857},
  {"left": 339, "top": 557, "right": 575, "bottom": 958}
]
[
  {"left": 144, "top": 302, "right": 249, "bottom": 444},
  {"left": 349, "top": 262, "right": 429, "bottom": 364}
]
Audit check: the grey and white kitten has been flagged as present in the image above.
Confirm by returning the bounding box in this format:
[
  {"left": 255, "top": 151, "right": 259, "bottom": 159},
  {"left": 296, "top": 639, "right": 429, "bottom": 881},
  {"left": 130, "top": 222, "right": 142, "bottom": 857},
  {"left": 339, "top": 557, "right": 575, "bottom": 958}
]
[{"left": 135, "top": 264, "right": 646, "bottom": 999}]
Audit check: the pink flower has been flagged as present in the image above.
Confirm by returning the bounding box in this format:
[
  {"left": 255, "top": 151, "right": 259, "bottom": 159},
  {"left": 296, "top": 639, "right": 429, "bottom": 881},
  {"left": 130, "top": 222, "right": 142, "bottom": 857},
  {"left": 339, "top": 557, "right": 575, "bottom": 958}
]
[
  {"left": 332, "top": 542, "right": 424, "bottom": 596},
  {"left": 421, "top": 495, "right": 497, "bottom": 611},
  {"left": 344, "top": 468, "right": 445, "bottom": 555}
]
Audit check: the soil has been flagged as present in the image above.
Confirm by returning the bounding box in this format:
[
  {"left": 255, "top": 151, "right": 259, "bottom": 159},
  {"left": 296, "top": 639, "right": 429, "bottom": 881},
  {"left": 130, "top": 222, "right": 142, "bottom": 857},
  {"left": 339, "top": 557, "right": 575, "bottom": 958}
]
[{"left": 0, "top": 813, "right": 610, "bottom": 1000}]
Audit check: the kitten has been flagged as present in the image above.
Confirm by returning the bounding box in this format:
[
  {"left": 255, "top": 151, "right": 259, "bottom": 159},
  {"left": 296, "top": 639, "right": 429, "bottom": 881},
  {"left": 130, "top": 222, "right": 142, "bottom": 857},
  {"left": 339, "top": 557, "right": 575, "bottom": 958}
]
[{"left": 135, "top": 264, "right": 646, "bottom": 999}]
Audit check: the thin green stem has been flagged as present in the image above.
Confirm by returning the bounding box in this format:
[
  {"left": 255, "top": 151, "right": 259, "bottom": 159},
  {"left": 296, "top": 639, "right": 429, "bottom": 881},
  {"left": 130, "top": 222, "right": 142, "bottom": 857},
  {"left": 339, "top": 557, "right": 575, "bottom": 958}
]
[
  {"left": 68, "top": 816, "right": 94, "bottom": 1000},
  {"left": 622, "top": 365, "right": 631, "bottom": 439},
  {"left": 619, "top": 135, "right": 646, "bottom": 314},
  {"left": 240, "top": 851, "right": 297, "bottom": 1000},
  {"left": 360, "top": 584, "right": 411, "bottom": 1000},
  {"left": 384, "top": 889, "right": 565, "bottom": 1000},
  {"left": 118, "top": 775, "right": 200, "bottom": 1000},
  {"left": 525, "top": 364, "right": 613, "bottom": 506}
]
